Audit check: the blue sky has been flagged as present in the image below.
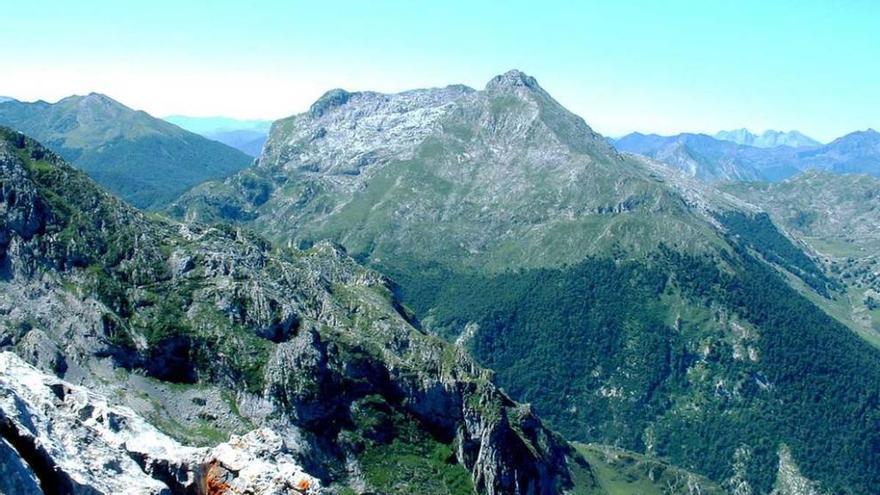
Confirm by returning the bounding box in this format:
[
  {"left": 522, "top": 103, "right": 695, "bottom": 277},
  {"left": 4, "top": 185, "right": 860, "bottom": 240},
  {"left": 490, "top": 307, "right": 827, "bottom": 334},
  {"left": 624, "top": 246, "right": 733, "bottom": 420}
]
[{"left": 0, "top": 0, "right": 877, "bottom": 141}]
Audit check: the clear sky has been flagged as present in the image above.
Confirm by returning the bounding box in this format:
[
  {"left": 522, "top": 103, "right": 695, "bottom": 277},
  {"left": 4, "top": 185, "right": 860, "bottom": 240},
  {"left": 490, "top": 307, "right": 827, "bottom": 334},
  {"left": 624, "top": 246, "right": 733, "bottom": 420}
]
[{"left": 0, "top": 0, "right": 877, "bottom": 141}]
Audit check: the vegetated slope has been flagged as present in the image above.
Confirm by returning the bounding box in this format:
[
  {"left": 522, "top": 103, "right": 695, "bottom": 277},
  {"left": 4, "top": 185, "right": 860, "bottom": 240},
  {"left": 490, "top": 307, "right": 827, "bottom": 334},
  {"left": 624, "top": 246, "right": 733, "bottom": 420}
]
[
  {"left": 576, "top": 443, "right": 725, "bottom": 495},
  {"left": 0, "top": 95, "right": 252, "bottom": 209},
  {"left": 723, "top": 171, "right": 880, "bottom": 345},
  {"left": 0, "top": 127, "right": 600, "bottom": 495},
  {"left": 615, "top": 129, "right": 880, "bottom": 182},
  {"left": 171, "top": 70, "right": 879, "bottom": 494}
]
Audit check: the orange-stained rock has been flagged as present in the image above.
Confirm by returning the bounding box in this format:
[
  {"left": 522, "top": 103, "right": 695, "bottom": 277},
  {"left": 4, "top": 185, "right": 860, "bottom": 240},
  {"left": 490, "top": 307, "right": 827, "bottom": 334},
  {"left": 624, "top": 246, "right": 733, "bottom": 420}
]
[
  {"left": 204, "top": 460, "right": 232, "bottom": 495},
  {"left": 198, "top": 429, "right": 322, "bottom": 494}
]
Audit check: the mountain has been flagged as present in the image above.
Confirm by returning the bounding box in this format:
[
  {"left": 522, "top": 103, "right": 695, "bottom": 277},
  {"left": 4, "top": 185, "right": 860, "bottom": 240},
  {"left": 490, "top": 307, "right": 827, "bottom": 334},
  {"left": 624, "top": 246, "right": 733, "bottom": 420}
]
[
  {"left": 614, "top": 132, "right": 801, "bottom": 181},
  {"left": 0, "top": 96, "right": 14, "bottom": 103},
  {"left": 174, "top": 72, "right": 725, "bottom": 266},
  {"left": 794, "top": 129, "right": 880, "bottom": 175},
  {"left": 174, "top": 70, "right": 880, "bottom": 493},
  {"left": 616, "top": 129, "right": 880, "bottom": 182},
  {"left": 715, "top": 128, "right": 821, "bottom": 148},
  {"left": 205, "top": 128, "right": 268, "bottom": 156},
  {"left": 164, "top": 115, "right": 273, "bottom": 135},
  {"left": 165, "top": 115, "right": 272, "bottom": 156},
  {"left": 613, "top": 132, "right": 777, "bottom": 181},
  {"left": 0, "top": 94, "right": 252, "bottom": 209},
  {"left": 0, "top": 127, "right": 617, "bottom": 494},
  {"left": 723, "top": 171, "right": 880, "bottom": 346}
]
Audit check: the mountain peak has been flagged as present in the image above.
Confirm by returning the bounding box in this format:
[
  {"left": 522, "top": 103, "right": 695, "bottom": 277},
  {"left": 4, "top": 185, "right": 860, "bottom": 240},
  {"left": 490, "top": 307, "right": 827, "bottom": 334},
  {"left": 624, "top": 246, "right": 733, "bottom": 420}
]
[
  {"left": 309, "top": 88, "right": 352, "bottom": 118},
  {"left": 714, "top": 128, "right": 820, "bottom": 148},
  {"left": 838, "top": 128, "right": 879, "bottom": 140},
  {"left": 826, "top": 128, "right": 880, "bottom": 150},
  {"left": 485, "top": 69, "right": 541, "bottom": 92},
  {"left": 53, "top": 93, "right": 129, "bottom": 114},
  {"left": 79, "top": 92, "right": 127, "bottom": 109},
  {"left": 83, "top": 91, "right": 114, "bottom": 101},
  {"left": 0, "top": 95, "right": 252, "bottom": 209}
]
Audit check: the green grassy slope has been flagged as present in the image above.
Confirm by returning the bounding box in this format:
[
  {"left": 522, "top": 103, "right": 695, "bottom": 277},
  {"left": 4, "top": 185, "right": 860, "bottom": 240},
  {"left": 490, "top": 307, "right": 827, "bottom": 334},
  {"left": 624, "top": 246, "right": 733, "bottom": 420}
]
[{"left": 0, "top": 95, "right": 252, "bottom": 209}]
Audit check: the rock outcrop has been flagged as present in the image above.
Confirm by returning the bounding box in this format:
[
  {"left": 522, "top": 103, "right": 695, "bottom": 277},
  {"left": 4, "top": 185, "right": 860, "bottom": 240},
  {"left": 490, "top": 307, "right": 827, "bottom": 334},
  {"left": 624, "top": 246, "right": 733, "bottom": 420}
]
[
  {"left": 770, "top": 446, "right": 825, "bottom": 495},
  {"left": 0, "top": 351, "right": 321, "bottom": 494}
]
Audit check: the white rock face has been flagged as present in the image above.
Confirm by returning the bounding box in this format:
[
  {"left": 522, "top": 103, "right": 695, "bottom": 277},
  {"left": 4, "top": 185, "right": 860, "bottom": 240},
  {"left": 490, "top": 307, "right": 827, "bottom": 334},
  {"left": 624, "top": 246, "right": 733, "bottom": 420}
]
[
  {"left": 714, "top": 129, "right": 821, "bottom": 149},
  {"left": 0, "top": 352, "right": 321, "bottom": 495},
  {"left": 771, "top": 446, "right": 825, "bottom": 495},
  {"left": 0, "top": 351, "right": 184, "bottom": 494},
  {"left": 0, "top": 437, "right": 41, "bottom": 495},
  {"left": 262, "top": 85, "right": 473, "bottom": 179},
  {"left": 202, "top": 429, "right": 321, "bottom": 495}
]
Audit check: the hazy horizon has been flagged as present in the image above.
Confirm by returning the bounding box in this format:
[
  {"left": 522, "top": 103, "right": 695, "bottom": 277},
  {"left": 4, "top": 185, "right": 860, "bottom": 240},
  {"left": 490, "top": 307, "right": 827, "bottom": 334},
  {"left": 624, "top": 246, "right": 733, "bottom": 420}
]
[{"left": 1, "top": 0, "right": 877, "bottom": 141}]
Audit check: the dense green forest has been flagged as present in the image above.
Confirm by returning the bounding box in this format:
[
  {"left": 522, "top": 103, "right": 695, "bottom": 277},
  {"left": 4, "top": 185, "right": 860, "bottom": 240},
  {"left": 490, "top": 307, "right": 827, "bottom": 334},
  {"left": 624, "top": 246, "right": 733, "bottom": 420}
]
[
  {"left": 381, "top": 241, "right": 880, "bottom": 493},
  {"left": 716, "top": 211, "right": 837, "bottom": 295},
  {"left": 54, "top": 134, "right": 252, "bottom": 209}
]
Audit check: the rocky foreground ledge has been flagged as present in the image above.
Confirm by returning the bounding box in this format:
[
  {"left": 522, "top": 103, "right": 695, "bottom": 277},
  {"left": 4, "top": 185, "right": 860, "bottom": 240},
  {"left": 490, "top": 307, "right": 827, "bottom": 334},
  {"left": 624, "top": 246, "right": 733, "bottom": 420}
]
[{"left": 0, "top": 351, "right": 321, "bottom": 495}]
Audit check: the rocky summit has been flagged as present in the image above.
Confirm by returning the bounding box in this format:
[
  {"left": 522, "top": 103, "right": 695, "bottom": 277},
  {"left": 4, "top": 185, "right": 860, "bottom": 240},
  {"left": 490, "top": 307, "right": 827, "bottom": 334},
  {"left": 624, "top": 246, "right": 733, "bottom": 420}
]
[
  {"left": 714, "top": 129, "right": 821, "bottom": 149},
  {"left": 172, "top": 70, "right": 718, "bottom": 269}
]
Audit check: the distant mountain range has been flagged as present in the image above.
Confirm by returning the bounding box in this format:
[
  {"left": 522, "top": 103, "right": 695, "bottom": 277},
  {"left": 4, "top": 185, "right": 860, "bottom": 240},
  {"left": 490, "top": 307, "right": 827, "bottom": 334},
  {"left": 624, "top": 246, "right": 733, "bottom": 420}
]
[
  {"left": 165, "top": 115, "right": 272, "bottom": 156},
  {"left": 614, "top": 129, "right": 880, "bottom": 181},
  {"left": 0, "top": 94, "right": 252, "bottom": 208},
  {"left": 0, "top": 96, "right": 15, "bottom": 103},
  {"left": 714, "top": 128, "right": 821, "bottom": 148}
]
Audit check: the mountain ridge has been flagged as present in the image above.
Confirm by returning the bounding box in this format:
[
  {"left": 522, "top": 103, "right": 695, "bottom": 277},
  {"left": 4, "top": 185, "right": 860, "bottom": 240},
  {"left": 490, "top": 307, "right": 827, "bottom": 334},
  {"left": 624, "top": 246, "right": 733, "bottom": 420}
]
[
  {"left": 615, "top": 128, "right": 880, "bottom": 181},
  {"left": 164, "top": 115, "right": 273, "bottom": 156},
  {"left": 0, "top": 94, "right": 252, "bottom": 208},
  {"left": 714, "top": 128, "right": 821, "bottom": 148},
  {"left": 176, "top": 70, "right": 713, "bottom": 269}
]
